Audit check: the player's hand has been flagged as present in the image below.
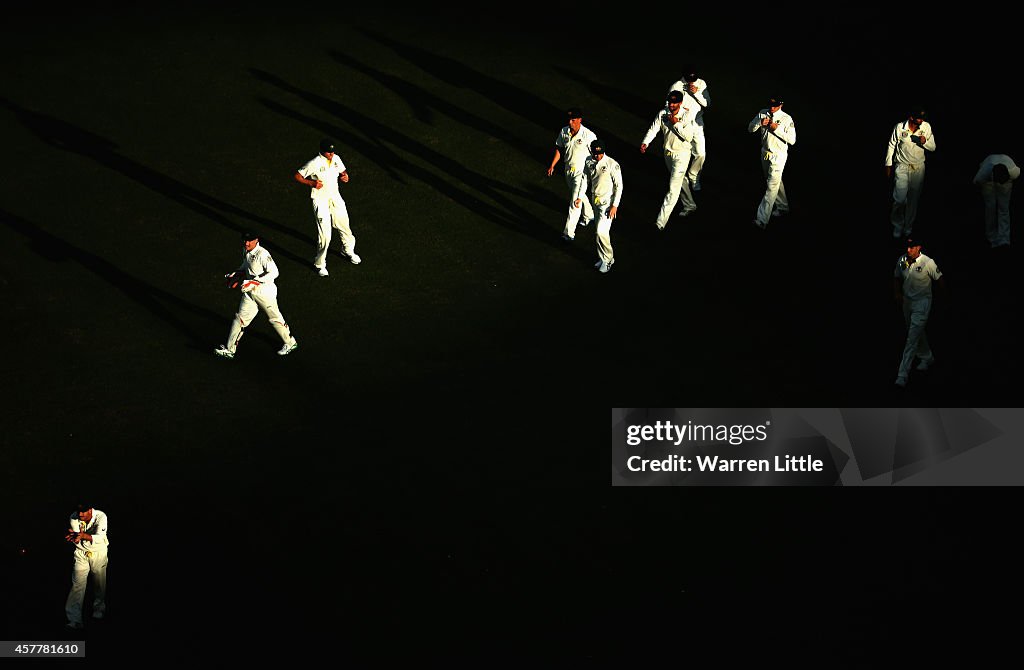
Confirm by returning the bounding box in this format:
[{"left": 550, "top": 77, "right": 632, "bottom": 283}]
[
  {"left": 885, "top": 166, "right": 893, "bottom": 179},
  {"left": 608, "top": 205, "right": 618, "bottom": 220},
  {"left": 340, "top": 171, "right": 350, "bottom": 183},
  {"left": 546, "top": 166, "right": 554, "bottom": 177},
  {"left": 640, "top": 144, "right": 647, "bottom": 154},
  {"left": 313, "top": 180, "right": 324, "bottom": 189},
  {"left": 573, "top": 198, "right": 582, "bottom": 209}
]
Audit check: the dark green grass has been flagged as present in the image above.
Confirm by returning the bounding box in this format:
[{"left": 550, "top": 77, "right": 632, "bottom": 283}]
[{"left": 2, "top": 8, "right": 1022, "bottom": 657}]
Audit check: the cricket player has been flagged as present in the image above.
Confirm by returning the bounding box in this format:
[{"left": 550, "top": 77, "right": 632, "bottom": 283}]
[
  {"left": 641, "top": 90, "right": 699, "bottom": 229},
  {"left": 893, "top": 236, "right": 944, "bottom": 387},
  {"left": 667, "top": 64, "right": 710, "bottom": 191},
  {"left": 547, "top": 106, "right": 598, "bottom": 242},
  {"left": 295, "top": 138, "right": 361, "bottom": 276},
  {"left": 575, "top": 139, "right": 623, "bottom": 273},
  {"left": 749, "top": 96, "right": 796, "bottom": 229},
  {"left": 65, "top": 503, "right": 109, "bottom": 629},
  {"left": 973, "top": 154, "right": 1020, "bottom": 248},
  {"left": 215, "top": 231, "right": 297, "bottom": 359},
  {"left": 885, "top": 109, "right": 936, "bottom": 239}
]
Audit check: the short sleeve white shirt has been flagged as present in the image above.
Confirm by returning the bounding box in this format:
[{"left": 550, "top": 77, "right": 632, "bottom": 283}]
[{"left": 297, "top": 153, "right": 347, "bottom": 201}]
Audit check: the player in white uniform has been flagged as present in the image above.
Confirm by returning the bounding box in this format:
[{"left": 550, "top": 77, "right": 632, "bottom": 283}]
[
  {"left": 294, "top": 138, "right": 361, "bottom": 276},
  {"left": 973, "top": 154, "right": 1020, "bottom": 248},
  {"left": 574, "top": 139, "right": 623, "bottom": 273},
  {"left": 548, "top": 107, "right": 598, "bottom": 242},
  {"left": 884, "top": 109, "right": 936, "bottom": 239},
  {"left": 893, "top": 236, "right": 944, "bottom": 387},
  {"left": 64, "top": 503, "right": 109, "bottom": 629},
  {"left": 641, "top": 90, "right": 699, "bottom": 230},
  {"left": 749, "top": 96, "right": 796, "bottom": 229},
  {"left": 215, "top": 231, "right": 298, "bottom": 359},
  {"left": 667, "top": 65, "right": 709, "bottom": 191}
]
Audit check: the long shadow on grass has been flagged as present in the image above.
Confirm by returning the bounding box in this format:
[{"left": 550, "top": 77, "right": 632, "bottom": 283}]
[
  {"left": 359, "top": 30, "right": 638, "bottom": 159},
  {"left": 0, "top": 208, "right": 276, "bottom": 351},
  {"left": 551, "top": 65, "right": 653, "bottom": 123},
  {"left": 0, "top": 97, "right": 310, "bottom": 269},
  {"left": 329, "top": 51, "right": 547, "bottom": 165},
  {"left": 252, "top": 70, "right": 577, "bottom": 251}
]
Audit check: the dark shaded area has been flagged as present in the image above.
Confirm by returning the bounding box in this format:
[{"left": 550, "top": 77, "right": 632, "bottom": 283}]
[{"left": 0, "top": 97, "right": 311, "bottom": 269}]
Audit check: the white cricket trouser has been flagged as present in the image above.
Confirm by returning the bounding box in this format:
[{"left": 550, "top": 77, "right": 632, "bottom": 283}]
[
  {"left": 898, "top": 297, "right": 933, "bottom": 380},
  {"left": 226, "top": 284, "right": 292, "bottom": 352},
  {"left": 594, "top": 202, "right": 614, "bottom": 265},
  {"left": 756, "top": 153, "right": 789, "bottom": 226},
  {"left": 65, "top": 548, "right": 107, "bottom": 625},
  {"left": 891, "top": 162, "right": 926, "bottom": 237},
  {"left": 312, "top": 197, "right": 355, "bottom": 269},
  {"left": 563, "top": 168, "right": 593, "bottom": 239},
  {"left": 981, "top": 181, "right": 1012, "bottom": 247},
  {"left": 687, "top": 124, "right": 706, "bottom": 183},
  {"left": 656, "top": 149, "right": 696, "bottom": 229}
]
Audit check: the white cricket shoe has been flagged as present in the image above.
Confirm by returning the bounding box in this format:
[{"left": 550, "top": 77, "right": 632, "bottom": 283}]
[
  {"left": 214, "top": 346, "right": 235, "bottom": 359},
  {"left": 349, "top": 254, "right": 362, "bottom": 265},
  {"left": 278, "top": 338, "right": 298, "bottom": 356},
  {"left": 317, "top": 266, "right": 329, "bottom": 277}
]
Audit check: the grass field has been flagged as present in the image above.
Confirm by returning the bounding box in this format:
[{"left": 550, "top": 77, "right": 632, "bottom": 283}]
[{"left": 2, "top": 7, "right": 1022, "bottom": 658}]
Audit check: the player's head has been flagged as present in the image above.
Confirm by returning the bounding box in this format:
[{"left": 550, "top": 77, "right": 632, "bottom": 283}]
[
  {"left": 589, "top": 139, "right": 605, "bottom": 158},
  {"left": 905, "top": 235, "right": 923, "bottom": 258},
  {"left": 768, "top": 96, "right": 784, "bottom": 111},
  {"left": 666, "top": 90, "right": 684, "bottom": 106},
  {"left": 909, "top": 108, "right": 927, "bottom": 125},
  {"left": 319, "top": 137, "right": 335, "bottom": 157},
  {"left": 73, "top": 502, "right": 94, "bottom": 523},
  {"left": 566, "top": 106, "right": 583, "bottom": 131},
  {"left": 993, "top": 163, "right": 1010, "bottom": 184},
  {"left": 241, "top": 230, "right": 259, "bottom": 251},
  {"left": 680, "top": 65, "right": 698, "bottom": 83}
]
